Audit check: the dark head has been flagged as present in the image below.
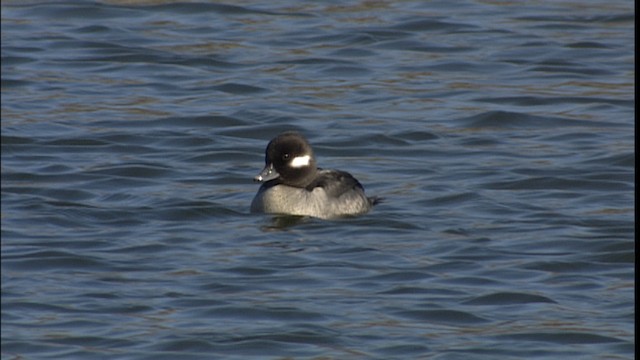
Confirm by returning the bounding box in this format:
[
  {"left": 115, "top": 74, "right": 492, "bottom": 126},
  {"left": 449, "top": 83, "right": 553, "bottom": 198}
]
[{"left": 254, "top": 131, "right": 318, "bottom": 188}]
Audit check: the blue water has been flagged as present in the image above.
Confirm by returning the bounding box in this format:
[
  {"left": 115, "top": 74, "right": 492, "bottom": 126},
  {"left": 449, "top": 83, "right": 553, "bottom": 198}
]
[{"left": 1, "top": 1, "right": 634, "bottom": 359}]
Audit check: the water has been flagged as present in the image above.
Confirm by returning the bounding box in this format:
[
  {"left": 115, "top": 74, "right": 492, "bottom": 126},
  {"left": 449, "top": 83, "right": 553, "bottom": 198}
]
[{"left": 1, "top": 1, "right": 634, "bottom": 359}]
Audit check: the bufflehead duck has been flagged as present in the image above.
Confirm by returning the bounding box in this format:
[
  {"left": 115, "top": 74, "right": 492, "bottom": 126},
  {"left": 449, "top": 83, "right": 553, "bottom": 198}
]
[{"left": 251, "top": 131, "right": 379, "bottom": 219}]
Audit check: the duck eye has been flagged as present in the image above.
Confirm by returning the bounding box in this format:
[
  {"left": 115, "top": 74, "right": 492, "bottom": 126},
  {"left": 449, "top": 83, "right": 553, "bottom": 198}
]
[{"left": 282, "top": 153, "right": 290, "bottom": 160}]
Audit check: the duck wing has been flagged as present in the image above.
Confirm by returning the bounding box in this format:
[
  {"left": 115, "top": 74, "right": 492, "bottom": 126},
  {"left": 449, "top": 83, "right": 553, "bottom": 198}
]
[{"left": 305, "top": 169, "right": 365, "bottom": 198}]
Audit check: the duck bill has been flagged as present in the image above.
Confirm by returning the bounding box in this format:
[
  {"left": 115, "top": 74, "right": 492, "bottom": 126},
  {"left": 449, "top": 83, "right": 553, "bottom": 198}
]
[{"left": 254, "top": 163, "right": 280, "bottom": 182}]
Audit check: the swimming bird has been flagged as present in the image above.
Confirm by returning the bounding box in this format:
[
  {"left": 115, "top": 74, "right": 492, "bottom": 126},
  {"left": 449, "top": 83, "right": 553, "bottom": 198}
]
[{"left": 251, "top": 131, "right": 379, "bottom": 219}]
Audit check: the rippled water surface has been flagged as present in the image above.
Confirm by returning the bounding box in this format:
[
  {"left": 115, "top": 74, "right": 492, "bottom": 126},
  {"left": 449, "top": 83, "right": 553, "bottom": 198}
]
[{"left": 1, "top": 1, "right": 634, "bottom": 359}]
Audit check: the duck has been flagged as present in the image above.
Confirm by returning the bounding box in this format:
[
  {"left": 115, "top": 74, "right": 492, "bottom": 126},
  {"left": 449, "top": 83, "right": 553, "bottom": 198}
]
[{"left": 250, "top": 131, "right": 379, "bottom": 219}]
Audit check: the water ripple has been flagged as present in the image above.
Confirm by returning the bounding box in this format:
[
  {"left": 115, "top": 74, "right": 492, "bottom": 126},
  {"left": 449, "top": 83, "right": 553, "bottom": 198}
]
[{"left": 1, "top": 0, "right": 633, "bottom": 359}]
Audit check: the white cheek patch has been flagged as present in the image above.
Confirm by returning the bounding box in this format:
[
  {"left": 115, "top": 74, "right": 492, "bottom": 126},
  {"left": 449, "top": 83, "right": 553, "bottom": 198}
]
[{"left": 290, "top": 155, "right": 311, "bottom": 168}]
